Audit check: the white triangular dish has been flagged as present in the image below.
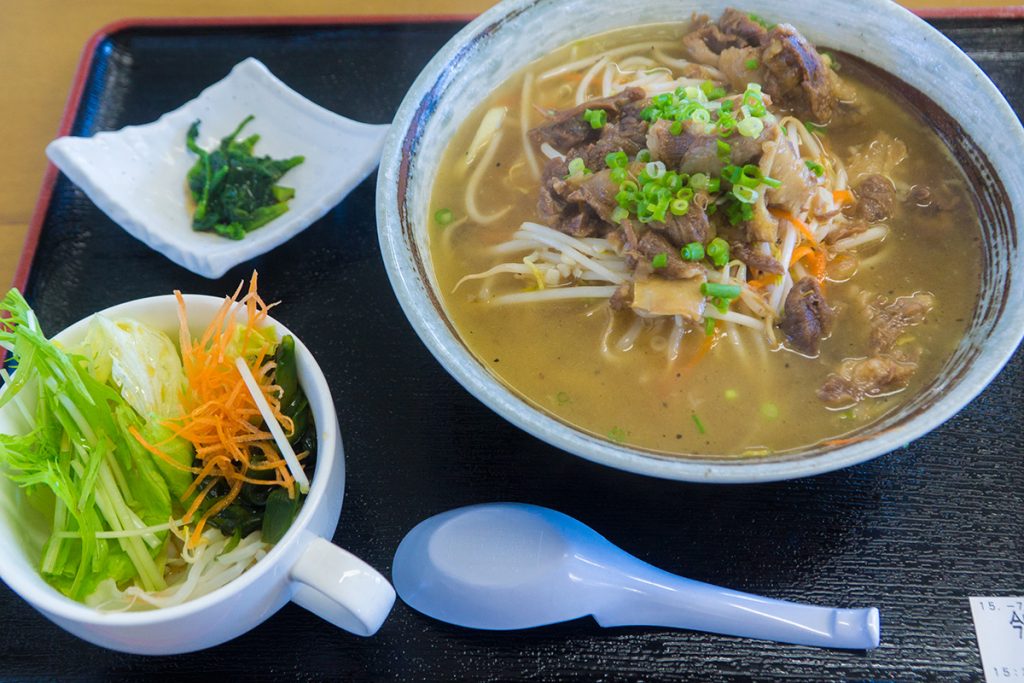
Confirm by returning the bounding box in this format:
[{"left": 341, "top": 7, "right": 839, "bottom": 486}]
[{"left": 47, "top": 57, "right": 389, "bottom": 279}]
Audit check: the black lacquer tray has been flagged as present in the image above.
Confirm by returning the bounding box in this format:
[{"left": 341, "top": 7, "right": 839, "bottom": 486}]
[{"left": 2, "top": 14, "right": 1023, "bottom": 682}]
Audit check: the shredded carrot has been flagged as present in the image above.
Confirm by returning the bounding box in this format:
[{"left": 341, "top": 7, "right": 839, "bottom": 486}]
[
  {"left": 833, "top": 189, "right": 854, "bottom": 205},
  {"left": 132, "top": 271, "right": 296, "bottom": 548},
  {"left": 823, "top": 426, "right": 897, "bottom": 448},
  {"left": 789, "top": 244, "right": 814, "bottom": 268},
  {"left": 679, "top": 328, "right": 716, "bottom": 374},
  {"left": 806, "top": 250, "right": 828, "bottom": 281},
  {"left": 769, "top": 207, "right": 818, "bottom": 245},
  {"left": 789, "top": 245, "right": 828, "bottom": 282},
  {"left": 747, "top": 274, "right": 781, "bottom": 291}
]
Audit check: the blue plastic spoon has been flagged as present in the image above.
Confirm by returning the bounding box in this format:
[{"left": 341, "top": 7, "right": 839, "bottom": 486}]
[{"left": 392, "top": 503, "right": 880, "bottom": 649}]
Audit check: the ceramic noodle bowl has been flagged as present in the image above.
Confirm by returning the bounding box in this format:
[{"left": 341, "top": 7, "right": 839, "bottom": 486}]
[
  {"left": 376, "top": 0, "right": 1024, "bottom": 482},
  {"left": 0, "top": 295, "right": 395, "bottom": 654}
]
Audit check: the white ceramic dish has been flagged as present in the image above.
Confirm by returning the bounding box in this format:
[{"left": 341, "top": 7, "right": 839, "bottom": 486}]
[
  {"left": 376, "top": 0, "right": 1024, "bottom": 482},
  {"left": 47, "top": 58, "right": 389, "bottom": 279},
  {"left": 0, "top": 295, "right": 396, "bottom": 654}
]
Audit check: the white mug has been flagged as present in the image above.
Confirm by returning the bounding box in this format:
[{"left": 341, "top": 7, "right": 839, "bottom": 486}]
[{"left": 0, "top": 295, "right": 395, "bottom": 654}]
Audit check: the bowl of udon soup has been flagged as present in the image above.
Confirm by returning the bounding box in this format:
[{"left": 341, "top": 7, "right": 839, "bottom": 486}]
[{"left": 377, "top": 0, "right": 1024, "bottom": 482}]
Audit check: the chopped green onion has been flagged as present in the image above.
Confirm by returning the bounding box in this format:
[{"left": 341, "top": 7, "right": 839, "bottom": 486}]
[
  {"left": 701, "top": 282, "right": 741, "bottom": 299},
  {"left": 691, "top": 413, "right": 706, "bottom": 435},
  {"left": 742, "top": 83, "right": 767, "bottom": 118},
  {"left": 670, "top": 120, "right": 684, "bottom": 136},
  {"left": 611, "top": 206, "right": 629, "bottom": 223},
  {"left": 747, "top": 12, "right": 775, "bottom": 29},
  {"left": 732, "top": 185, "right": 759, "bottom": 204},
  {"left": 717, "top": 140, "right": 732, "bottom": 163},
  {"left": 689, "top": 173, "right": 710, "bottom": 191},
  {"left": 434, "top": 208, "right": 454, "bottom": 225},
  {"left": 670, "top": 198, "right": 690, "bottom": 216},
  {"left": 704, "top": 317, "right": 716, "bottom": 336},
  {"left": 636, "top": 149, "right": 652, "bottom": 163},
  {"left": 700, "top": 81, "right": 727, "bottom": 100},
  {"left": 707, "top": 237, "right": 730, "bottom": 267},
  {"left": 681, "top": 242, "right": 705, "bottom": 261},
  {"left": 645, "top": 161, "right": 666, "bottom": 179},
  {"left": 724, "top": 388, "right": 738, "bottom": 400},
  {"left": 607, "top": 426, "right": 627, "bottom": 443},
  {"left": 737, "top": 116, "right": 764, "bottom": 138},
  {"left": 566, "top": 157, "right": 587, "bottom": 178},
  {"left": 805, "top": 160, "right": 825, "bottom": 176},
  {"left": 805, "top": 121, "right": 824, "bottom": 134},
  {"left": 610, "top": 167, "right": 629, "bottom": 184},
  {"left": 582, "top": 108, "right": 607, "bottom": 129},
  {"left": 605, "top": 150, "right": 629, "bottom": 169},
  {"left": 744, "top": 58, "right": 760, "bottom": 70},
  {"left": 761, "top": 175, "right": 782, "bottom": 189},
  {"left": 761, "top": 403, "right": 780, "bottom": 419},
  {"left": 651, "top": 252, "right": 668, "bottom": 269},
  {"left": 706, "top": 177, "right": 721, "bottom": 193},
  {"left": 556, "top": 391, "right": 571, "bottom": 405}
]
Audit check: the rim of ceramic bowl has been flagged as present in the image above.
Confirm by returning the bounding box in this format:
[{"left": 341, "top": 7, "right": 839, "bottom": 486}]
[
  {"left": 376, "top": 0, "right": 1024, "bottom": 482},
  {"left": 0, "top": 295, "right": 339, "bottom": 624}
]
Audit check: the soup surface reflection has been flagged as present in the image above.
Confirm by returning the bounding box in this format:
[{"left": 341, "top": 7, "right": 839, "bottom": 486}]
[{"left": 428, "top": 14, "right": 980, "bottom": 456}]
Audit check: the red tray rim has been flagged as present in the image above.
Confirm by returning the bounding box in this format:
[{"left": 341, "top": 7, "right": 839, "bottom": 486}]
[{"left": 13, "top": 7, "right": 1024, "bottom": 292}]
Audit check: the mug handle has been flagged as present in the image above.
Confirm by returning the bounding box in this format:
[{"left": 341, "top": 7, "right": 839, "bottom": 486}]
[{"left": 290, "top": 536, "right": 396, "bottom": 636}]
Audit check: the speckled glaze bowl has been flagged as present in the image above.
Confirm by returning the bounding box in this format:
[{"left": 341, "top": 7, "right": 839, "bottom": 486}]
[{"left": 376, "top": 0, "right": 1024, "bottom": 482}]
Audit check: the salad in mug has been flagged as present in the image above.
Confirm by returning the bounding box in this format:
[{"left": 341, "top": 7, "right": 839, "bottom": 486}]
[{"left": 0, "top": 274, "right": 315, "bottom": 610}]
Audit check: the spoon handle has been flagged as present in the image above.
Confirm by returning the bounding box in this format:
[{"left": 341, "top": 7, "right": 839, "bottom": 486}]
[{"left": 592, "top": 565, "right": 879, "bottom": 649}]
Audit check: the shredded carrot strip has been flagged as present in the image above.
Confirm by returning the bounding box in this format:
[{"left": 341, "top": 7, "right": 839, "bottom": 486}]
[
  {"left": 833, "top": 189, "right": 854, "bottom": 205},
  {"left": 131, "top": 271, "right": 296, "bottom": 548},
  {"left": 789, "top": 245, "right": 828, "bottom": 282},
  {"left": 747, "top": 274, "right": 781, "bottom": 291},
  {"left": 769, "top": 207, "right": 818, "bottom": 245},
  {"left": 823, "top": 426, "right": 896, "bottom": 448},
  {"left": 680, "top": 329, "right": 716, "bottom": 374},
  {"left": 789, "top": 244, "right": 814, "bottom": 267}
]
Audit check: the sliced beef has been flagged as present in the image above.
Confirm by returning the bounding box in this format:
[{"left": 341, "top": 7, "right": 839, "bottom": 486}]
[
  {"left": 718, "top": 8, "right": 770, "bottom": 47},
  {"left": 559, "top": 208, "right": 606, "bottom": 237},
  {"left": 853, "top": 173, "right": 896, "bottom": 223},
  {"left": 577, "top": 114, "right": 650, "bottom": 171},
  {"left": 567, "top": 170, "right": 620, "bottom": 223},
  {"left": 816, "top": 291, "right": 933, "bottom": 407},
  {"left": 649, "top": 204, "right": 711, "bottom": 248},
  {"left": 824, "top": 220, "right": 868, "bottom": 245},
  {"left": 719, "top": 46, "right": 766, "bottom": 92},
  {"left": 537, "top": 157, "right": 610, "bottom": 238},
  {"left": 731, "top": 241, "right": 784, "bottom": 274},
  {"left": 864, "top": 292, "right": 935, "bottom": 355},
  {"left": 646, "top": 119, "right": 769, "bottom": 176},
  {"left": 780, "top": 277, "right": 834, "bottom": 356},
  {"left": 609, "top": 282, "right": 634, "bottom": 311},
  {"left": 760, "top": 24, "right": 836, "bottom": 123},
  {"left": 637, "top": 230, "right": 705, "bottom": 280},
  {"left": 537, "top": 159, "right": 569, "bottom": 224},
  {"left": 818, "top": 355, "right": 918, "bottom": 408},
  {"left": 681, "top": 10, "right": 767, "bottom": 67},
  {"left": 528, "top": 88, "right": 646, "bottom": 152}
]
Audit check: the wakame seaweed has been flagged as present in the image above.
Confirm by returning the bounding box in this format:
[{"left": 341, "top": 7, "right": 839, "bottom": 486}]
[
  {"left": 185, "top": 116, "right": 304, "bottom": 240},
  {"left": 205, "top": 335, "right": 315, "bottom": 543}
]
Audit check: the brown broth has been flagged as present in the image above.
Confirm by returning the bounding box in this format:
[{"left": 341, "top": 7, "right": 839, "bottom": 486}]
[{"left": 427, "top": 23, "right": 981, "bottom": 457}]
